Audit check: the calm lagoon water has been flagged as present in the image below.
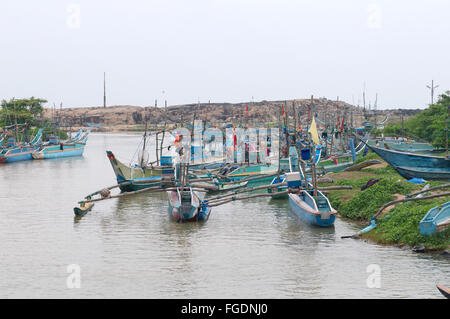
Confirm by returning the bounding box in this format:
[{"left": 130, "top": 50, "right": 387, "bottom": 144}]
[{"left": 0, "top": 133, "right": 448, "bottom": 298}]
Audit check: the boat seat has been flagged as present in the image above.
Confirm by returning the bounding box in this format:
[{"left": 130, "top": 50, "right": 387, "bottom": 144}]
[{"left": 315, "top": 197, "right": 329, "bottom": 208}]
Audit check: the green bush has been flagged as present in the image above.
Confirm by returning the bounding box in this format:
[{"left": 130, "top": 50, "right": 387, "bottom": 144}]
[
  {"left": 337, "top": 179, "right": 420, "bottom": 220},
  {"left": 372, "top": 199, "right": 450, "bottom": 248}
]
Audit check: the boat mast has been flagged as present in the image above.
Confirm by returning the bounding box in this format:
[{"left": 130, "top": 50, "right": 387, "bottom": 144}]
[
  {"left": 141, "top": 121, "right": 148, "bottom": 168},
  {"left": 277, "top": 104, "right": 281, "bottom": 182},
  {"left": 12, "top": 98, "right": 17, "bottom": 142}
]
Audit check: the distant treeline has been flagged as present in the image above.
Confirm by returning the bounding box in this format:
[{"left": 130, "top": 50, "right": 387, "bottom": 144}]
[
  {"left": 381, "top": 92, "right": 450, "bottom": 148},
  {"left": 1, "top": 97, "right": 68, "bottom": 140}
]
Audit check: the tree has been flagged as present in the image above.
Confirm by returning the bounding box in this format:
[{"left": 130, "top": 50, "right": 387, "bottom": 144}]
[
  {"left": 404, "top": 92, "right": 449, "bottom": 148},
  {"left": 1, "top": 97, "right": 47, "bottom": 127}
]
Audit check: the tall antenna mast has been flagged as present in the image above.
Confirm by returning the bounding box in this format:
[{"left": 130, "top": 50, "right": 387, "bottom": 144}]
[
  {"left": 426, "top": 80, "right": 439, "bottom": 105},
  {"left": 103, "top": 72, "right": 106, "bottom": 108}
]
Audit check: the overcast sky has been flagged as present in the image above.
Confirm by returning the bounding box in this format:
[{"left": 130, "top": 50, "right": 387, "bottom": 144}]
[{"left": 0, "top": 0, "right": 449, "bottom": 109}]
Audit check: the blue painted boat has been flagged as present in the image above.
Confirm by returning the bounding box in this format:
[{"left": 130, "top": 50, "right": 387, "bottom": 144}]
[
  {"left": 366, "top": 144, "right": 450, "bottom": 169},
  {"left": 393, "top": 166, "right": 450, "bottom": 181},
  {"left": 32, "top": 132, "right": 89, "bottom": 160},
  {"left": 0, "top": 144, "right": 39, "bottom": 163},
  {"left": 288, "top": 190, "right": 337, "bottom": 227},
  {"left": 286, "top": 172, "right": 337, "bottom": 227},
  {"left": 167, "top": 187, "right": 211, "bottom": 222},
  {"left": 419, "top": 201, "right": 450, "bottom": 235},
  {"left": 0, "top": 129, "right": 43, "bottom": 163},
  {"left": 366, "top": 144, "right": 450, "bottom": 180}
]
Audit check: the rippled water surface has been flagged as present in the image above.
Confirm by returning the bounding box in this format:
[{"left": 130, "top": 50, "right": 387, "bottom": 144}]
[{"left": 0, "top": 133, "right": 448, "bottom": 298}]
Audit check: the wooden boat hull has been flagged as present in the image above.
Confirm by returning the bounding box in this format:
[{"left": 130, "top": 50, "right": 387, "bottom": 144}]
[
  {"left": 437, "top": 284, "right": 450, "bottom": 299},
  {"left": 32, "top": 144, "right": 86, "bottom": 159},
  {"left": 367, "top": 144, "right": 450, "bottom": 169},
  {"left": 420, "top": 201, "right": 450, "bottom": 235},
  {"left": 288, "top": 192, "right": 337, "bottom": 227},
  {"left": 0, "top": 146, "right": 38, "bottom": 163},
  {"left": 106, "top": 151, "right": 175, "bottom": 192},
  {"left": 393, "top": 165, "right": 450, "bottom": 181},
  {"left": 368, "top": 139, "right": 436, "bottom": 153},
  {"left": 167, "top": 188, "right": 207, "bottom": 222}
]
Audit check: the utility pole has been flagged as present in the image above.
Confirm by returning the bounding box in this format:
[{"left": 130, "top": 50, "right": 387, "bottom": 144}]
[
  {"left": 426, "top": 80, "right": 439, "bottom": 105},
  {"left": 363, "top": 83, "right": 366, "bottom": 111},
  {"left": 103, "top": 72, "right": 106, "bottom": 108},
  {"left": 446, "top": 105, "right": 449, "bottom": 159}
]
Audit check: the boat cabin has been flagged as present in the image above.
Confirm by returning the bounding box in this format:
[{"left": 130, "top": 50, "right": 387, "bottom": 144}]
[{"left": 48, "top": 135, "right": 60, "bottom": 144}]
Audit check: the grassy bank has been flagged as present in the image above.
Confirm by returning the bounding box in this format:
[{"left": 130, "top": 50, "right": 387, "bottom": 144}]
[{"left": 321, "top": 153, "right": 450, "bottom": 250}]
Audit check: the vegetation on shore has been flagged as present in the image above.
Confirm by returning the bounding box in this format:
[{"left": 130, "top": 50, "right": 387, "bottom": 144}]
[
  {"left": 1, "top": 97, "right": 45, "bottom": 127},
  {"left": 321, "top": 152, "right": 450, "bottom": 250},
  {"left": 380, "top": 92, "right": 450, "bottom": 148}
]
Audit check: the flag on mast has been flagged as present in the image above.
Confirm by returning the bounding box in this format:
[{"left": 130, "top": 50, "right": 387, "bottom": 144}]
[{"left": 308, "top": 116, "right": 320, "bottom": 145}]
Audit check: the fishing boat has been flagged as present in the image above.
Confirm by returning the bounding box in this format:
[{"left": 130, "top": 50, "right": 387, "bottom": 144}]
[
  {"left": 0, "top": 129, "right": 43, "bottom": 163},
  {"left": 287, "top": 117, "right": 337, "bottom": 227},
  {"left": 366, "top": 143, "right": 449, "bottom": 168},
  {"left": 106, "top": 151, "right": 175, "bottom": 192},
  {"left": 167, "top": 187, "right": 211, "bottom": 222},
  {"left": 365, "top": 144, "right": 450, "bottom": 180},
  {"left": 32, "top": 130, "right": 90, "bottom": 160},
  {"left": 367, "top": 138, "right": 441, "bottom": 154},
  {"left": 393, "top": 166, "right": 450, "bottom": 181},
  {"left": 287, "top": 172, "right": 337, "bottom": 227},
  {"left": 436, "top": 284, "right": 450, "bottom": 299},
  {"left": 419, "top": 201, "right": 450, "bottom": 235}
]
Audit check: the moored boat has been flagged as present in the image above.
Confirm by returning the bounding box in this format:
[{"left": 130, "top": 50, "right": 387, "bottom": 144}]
[
  {"left": 0, "top": 129, "right": 43, "bottom": 163},
  {"left": 106, "top": 151, "right": 175, "bottom": 192},
  {"left": 365, "top": 143, "right": 450, "bottom": 180},
  {"left": 419, "top": 201, "right": 450, "bottom": 235},
  {"left": 286, "top": 172, "right": 337, "bottom": 227},
  {"left": 32, "top": 131, "right": 89, "bottom": 160},
  {"left": 167, "top": 187, "right": 211, "bottom": 222}
]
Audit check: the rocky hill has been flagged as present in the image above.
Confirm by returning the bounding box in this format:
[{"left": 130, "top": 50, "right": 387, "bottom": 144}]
[{"left": 43, "top": 98, "right": 421, "bottom": 131}]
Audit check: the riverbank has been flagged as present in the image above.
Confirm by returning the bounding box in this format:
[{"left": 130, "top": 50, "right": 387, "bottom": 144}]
[{"left": 320, "top": 152, "right": 450, "bottom": 252}]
